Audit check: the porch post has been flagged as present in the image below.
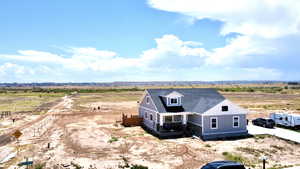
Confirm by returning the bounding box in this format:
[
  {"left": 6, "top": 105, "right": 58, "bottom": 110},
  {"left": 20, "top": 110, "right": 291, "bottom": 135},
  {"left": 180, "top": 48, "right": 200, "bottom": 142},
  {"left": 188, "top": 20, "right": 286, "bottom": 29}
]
[
  {"left": 160, "top": 114, "right": 164, "bottom": 126},
  {"left": 182, "top": 114, "right": 187, "bottom": 125}
]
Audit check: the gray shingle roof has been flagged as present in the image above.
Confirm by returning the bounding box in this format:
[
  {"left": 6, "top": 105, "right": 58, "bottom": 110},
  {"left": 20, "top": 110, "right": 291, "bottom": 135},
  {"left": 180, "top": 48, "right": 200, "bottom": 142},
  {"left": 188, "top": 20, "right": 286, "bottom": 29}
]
[{"left": 147, "top": 88, "right": 225, "bottom": 113}]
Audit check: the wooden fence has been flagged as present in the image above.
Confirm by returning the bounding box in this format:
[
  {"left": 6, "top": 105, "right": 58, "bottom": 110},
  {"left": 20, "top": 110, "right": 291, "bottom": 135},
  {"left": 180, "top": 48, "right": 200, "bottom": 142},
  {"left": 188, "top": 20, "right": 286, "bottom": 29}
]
[
  {"left": 0, "top": 111, "right": 11, "bottom": 119},
  {"left": 122, "top": 113, "right": 143, "bottom": 127}
]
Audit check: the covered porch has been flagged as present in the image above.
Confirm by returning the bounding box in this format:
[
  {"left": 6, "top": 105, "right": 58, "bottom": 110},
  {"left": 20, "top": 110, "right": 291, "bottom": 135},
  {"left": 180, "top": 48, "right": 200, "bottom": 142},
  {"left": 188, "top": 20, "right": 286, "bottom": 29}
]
[{"left": 156, "top": 112, "right": 194, "bottom": 135}]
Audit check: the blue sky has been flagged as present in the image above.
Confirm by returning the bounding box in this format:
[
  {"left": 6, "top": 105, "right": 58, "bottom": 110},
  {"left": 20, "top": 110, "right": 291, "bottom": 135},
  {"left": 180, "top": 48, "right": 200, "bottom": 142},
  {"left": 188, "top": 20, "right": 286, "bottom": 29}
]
[{"left": 0, "top": 0, "right": 300, "bottom": 82}]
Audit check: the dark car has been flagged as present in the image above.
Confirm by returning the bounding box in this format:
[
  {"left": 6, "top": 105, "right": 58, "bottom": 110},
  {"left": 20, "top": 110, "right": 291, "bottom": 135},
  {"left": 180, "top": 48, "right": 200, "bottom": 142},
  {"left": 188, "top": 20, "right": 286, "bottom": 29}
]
[
  {"left": 252, "top": 118, "right": 275, "bottom": 128},
  {"left": 201, "top": 161, "right": 246, "bottom": 169}
]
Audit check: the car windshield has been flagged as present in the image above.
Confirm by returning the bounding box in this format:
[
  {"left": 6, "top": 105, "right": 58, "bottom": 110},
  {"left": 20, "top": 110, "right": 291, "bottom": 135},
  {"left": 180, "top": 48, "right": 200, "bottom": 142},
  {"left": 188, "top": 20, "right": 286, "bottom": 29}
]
[{"left": 219, "top": 165, "right": 246, "bottom": 169}]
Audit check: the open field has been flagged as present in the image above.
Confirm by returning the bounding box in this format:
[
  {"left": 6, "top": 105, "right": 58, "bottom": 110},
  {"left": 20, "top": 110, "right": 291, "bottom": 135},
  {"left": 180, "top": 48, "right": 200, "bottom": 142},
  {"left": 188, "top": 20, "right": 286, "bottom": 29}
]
[
  {"left": 0, "top": 92, "right": 64, "bottom": 113},
  {"left": 1, "top": 85, "right": 300, "bottom": 169}
]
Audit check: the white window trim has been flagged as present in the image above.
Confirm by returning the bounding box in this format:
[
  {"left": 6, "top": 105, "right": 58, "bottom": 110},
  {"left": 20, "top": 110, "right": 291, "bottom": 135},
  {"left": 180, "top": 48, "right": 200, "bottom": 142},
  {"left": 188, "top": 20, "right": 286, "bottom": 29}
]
[
  {"left": 170, "top": 98, "right": 178, "bottom": 104},
  {"left": 146, "top": 96, "right": 150, "bottom": 104},
  {"left": 167, "top": 97, "right": 180, "bottom": 106},
  {"left": 210, "top": 117, "right": 218, "bottom": 129},
  {"left": 233, "top": 116, "right": 240, "bottom": 128}
]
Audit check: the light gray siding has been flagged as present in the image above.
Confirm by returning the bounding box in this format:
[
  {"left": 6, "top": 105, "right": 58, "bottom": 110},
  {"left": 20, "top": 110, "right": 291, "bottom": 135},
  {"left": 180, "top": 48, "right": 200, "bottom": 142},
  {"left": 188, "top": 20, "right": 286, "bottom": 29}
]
[
  {"left": 139, "top": 93, "right": 157, "bottom": 113},
  {"left": 202, "top": 114, "right": 247, "bottom": 139},
  {"left": 140, "top": 108, "right": 157, "bottom": 131},
  {"left": 139, "top": 92, "right": 158, "bottom": 131},
  {"left": 187, "top": 114, "right": 202, "bottom": 126}
]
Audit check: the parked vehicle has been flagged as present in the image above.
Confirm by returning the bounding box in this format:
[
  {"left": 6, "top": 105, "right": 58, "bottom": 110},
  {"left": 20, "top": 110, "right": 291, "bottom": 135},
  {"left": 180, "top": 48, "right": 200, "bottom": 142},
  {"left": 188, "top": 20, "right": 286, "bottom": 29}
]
[
  {"left": 270, "top": 113, "right": 300, "bottom": 128},
  {"left": 200, "top": 161, "right": 246, "bottom": 169},
  {"left": 252, "top": 118, "right": 275, "bottom": 128}
]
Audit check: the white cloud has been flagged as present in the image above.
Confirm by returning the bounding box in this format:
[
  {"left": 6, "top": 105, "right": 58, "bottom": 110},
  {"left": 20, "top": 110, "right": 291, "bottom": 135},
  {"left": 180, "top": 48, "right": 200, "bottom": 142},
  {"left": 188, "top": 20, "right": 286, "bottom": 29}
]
[
  {"left": 148, "top": 0, "right": 300, "bottom": 38},
  {"left": 0, "top": 34, "right": 290, "bottom": 81},
  {"left": 146, "top": 0, "right": 300, "bottom": 80},
  {"left": 205, "top": 35, "right": 276, "bottom": 66},
  {"left": 0, "top": 35, "right": 209, "bottom": 72},
  {"left": 4, "top": 50, "right": 65, "bottom": 63},
  {"left": 242, "top": 67, "right": 282, "bottom": 80},
  {"left": 0, "top": 48, "right": 139, "bottom": 72},
  {"left": 0, "top": 63, "right": 28, "bottom": 75},
  {"left": 140, "top": 34, "right": 209, "bottom": 69},
  {"left": 69, "top": 47, "right": 117, "bottom": 59},
  {"left": 0, "top": 63, "right": 36, "bottom": 82}
]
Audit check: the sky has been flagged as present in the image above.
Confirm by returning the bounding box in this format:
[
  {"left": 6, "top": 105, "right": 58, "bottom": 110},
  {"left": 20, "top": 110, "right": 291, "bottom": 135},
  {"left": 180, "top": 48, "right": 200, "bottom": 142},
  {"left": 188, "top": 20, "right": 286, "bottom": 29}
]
[{"left": 0, "top": 0, "right": 300, "bottom": 82}]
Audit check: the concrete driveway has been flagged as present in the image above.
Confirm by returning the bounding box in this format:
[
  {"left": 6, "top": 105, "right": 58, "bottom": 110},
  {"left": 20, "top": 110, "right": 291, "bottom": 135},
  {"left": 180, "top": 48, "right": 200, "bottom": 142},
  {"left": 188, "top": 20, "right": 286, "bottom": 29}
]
[
  {"left": 247, "top": 124, "right": 300, "bottom": 143},
  {"left": 284, "top": 167, "right": 300, "bottom": 169}
]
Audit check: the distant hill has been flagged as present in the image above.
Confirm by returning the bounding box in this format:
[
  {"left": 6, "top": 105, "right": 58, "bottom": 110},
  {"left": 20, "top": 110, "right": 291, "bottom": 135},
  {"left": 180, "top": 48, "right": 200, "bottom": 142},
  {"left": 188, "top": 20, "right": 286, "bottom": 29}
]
[{"left": 0, "top": 81, "right": 297, "bottom": 87}]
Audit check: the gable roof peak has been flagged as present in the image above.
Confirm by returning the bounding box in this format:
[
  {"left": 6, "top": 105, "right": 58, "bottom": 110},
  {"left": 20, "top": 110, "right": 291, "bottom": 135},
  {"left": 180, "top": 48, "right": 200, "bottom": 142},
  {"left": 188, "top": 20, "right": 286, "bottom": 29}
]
[{"left": 164, "top": 91, "right": 184, "bottom": 98}]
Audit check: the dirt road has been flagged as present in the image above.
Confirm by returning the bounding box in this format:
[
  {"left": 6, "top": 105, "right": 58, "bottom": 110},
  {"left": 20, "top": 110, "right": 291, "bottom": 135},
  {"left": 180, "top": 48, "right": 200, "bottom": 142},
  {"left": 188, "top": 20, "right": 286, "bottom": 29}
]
[{"left": 0, "top": 96, "right": 70, "bottom": 146}]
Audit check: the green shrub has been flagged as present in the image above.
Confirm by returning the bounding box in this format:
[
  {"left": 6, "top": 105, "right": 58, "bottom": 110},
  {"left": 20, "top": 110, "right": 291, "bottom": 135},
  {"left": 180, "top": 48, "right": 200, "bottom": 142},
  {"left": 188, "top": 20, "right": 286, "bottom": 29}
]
[
  {"left": 205, "top": 144, "right": 211, "bottom": 148},
  {"left": 34, "top": 163, "right": 45, "bottom": 169},
  {"left": 218, "top": 87, "right": 283, "bottom": 93},
  {"left": 109, "top": 136, "right": 118, "bottom": 143},
  {"left": 254, "top": 134, "right": 271, "bottom": 140},
  {"left": 71, "top": 162, "right": 83, "bottom": 169},
  {"left": 222, "top": 152, "right": 247, "bottom": 164}
]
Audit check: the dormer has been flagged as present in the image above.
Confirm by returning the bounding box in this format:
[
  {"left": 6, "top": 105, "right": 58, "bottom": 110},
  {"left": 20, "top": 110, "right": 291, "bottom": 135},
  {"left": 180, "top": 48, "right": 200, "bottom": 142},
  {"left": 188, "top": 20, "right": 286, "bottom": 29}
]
[{"left": 163, "top": 91, "right": 184, "bottom": 107}]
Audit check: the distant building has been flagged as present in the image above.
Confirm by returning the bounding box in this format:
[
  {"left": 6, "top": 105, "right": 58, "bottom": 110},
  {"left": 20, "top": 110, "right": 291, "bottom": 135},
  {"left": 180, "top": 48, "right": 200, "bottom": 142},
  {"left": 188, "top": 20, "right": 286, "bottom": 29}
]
[
  {"left": 138, "top": 88, "right": 248, "bottom": 140},
  {"left": 287, "top": 82, "right": 300, "bottom": 89}
]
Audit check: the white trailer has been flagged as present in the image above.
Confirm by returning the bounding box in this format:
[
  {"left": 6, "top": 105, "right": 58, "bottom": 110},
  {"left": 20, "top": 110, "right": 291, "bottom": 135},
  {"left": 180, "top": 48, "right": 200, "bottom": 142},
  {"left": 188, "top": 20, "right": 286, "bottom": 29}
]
[{"left": 270, "top": 113, "right": 300, "bottom": 127}]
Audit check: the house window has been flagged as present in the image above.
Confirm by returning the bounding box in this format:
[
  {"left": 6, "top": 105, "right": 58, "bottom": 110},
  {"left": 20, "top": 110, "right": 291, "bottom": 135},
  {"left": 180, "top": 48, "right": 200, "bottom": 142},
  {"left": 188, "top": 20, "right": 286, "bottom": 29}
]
[
  {"left": 150, "top": 114, "right": 153, "bottom": 121},
  {"left": 210, "top": 117, "right": 218, "bottom": 129},
  {"left": 145, "top": 112, "right": 148, "bottom": 119},
  {"left": 173, "top": 115, "right": 182, "bottom": 122},
  {"left": 222, "top": 106, "right": 228, "bottom": 111},
  {"left": 146, "top": 96, "right": 150, "bottom": 104},
  {"left": 164, "top": 116, "right": 172, "bottom": 123},
  {"left": 233, "top": 116, "right": 239, "bottom": 128},
  {"left": 170, "top": 98, "right": 178, "bottom": 104}
]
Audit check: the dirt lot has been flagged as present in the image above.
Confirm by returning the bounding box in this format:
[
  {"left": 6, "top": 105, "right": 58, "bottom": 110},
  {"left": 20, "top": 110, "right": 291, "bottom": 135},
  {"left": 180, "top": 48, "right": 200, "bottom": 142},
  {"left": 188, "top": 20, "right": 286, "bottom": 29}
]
[{"left": 1, "top": 90, "right": 300, "bottom": 169}]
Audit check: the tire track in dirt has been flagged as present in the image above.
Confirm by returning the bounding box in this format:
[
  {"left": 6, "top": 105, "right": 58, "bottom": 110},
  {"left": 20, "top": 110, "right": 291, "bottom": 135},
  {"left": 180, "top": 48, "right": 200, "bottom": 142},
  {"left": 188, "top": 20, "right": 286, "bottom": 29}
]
[{"left": 0, "top": 96, "right": 69, "bottom": 146}]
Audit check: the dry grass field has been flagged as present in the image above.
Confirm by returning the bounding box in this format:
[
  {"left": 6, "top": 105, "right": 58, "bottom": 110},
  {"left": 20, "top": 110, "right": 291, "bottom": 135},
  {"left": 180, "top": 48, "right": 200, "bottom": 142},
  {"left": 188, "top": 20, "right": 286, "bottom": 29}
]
[
  {"left": 1, "top": 85, "right": 300, "bottom": 169},
  {"left": 0, "top": 92, "right": 64, "bottom": 113}
]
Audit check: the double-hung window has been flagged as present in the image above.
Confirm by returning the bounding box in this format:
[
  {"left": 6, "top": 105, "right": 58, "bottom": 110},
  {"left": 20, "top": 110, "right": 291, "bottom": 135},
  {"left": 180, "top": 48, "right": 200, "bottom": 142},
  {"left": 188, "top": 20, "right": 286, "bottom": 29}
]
[
  {"left": 233, "top": 116, "right": 239, "bottom": 128},
  {"left": 211, "top": 117, "right": 218, "bottom": 129}
]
